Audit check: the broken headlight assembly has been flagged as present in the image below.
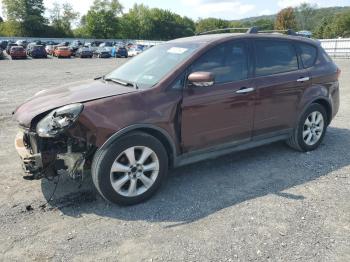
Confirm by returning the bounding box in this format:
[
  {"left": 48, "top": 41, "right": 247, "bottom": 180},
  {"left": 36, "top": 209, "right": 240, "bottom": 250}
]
[{"left": 36, "top": 103, "right": 83, "bottom": 138}]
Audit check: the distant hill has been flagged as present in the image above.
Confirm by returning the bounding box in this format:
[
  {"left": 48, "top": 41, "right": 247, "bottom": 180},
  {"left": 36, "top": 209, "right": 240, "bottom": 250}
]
[{"left": 235, "top": 6, "right": 350, "bottom": 24}]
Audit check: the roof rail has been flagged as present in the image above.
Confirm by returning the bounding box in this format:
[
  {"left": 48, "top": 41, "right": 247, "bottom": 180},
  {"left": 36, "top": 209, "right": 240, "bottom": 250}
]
[
  {"left": 197, "top": 27, "right": 298, "bottom": 36},
  {"left": 197, "top": 27, "right": 251, "bottom": 35},
  {"left": 252, "top": 29, "right": 297, "bottom": 36}
]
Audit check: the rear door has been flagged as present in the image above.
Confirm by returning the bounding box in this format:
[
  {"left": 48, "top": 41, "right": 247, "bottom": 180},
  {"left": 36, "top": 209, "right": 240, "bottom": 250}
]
[
  {"left": 181, "top": 40, "right": 255, "bottom": 152},
  {"left": 252, "top": 39, "right": 310, "bottom": 137}
]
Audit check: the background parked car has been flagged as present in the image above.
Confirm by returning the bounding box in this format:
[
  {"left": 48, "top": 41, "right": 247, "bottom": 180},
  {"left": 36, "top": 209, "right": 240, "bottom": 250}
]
[
  {"left": 54, "top": 46, "right": 72, "bottom": 58},
  {"left": 6, "top": 43, "right": 17, "bottom": 54},
  {"left": 96, "top": 47, "right": 111, "bottom": 58},
  {"left": 99, "top": 42, "right": 113, "bottom": 54},
  {"left": 31, "top": 40, "right": 45, "bottom": 46},
  {"left": 85, "top": 41, "right": 103, "bottom": 55},
  {"left": 0, "top": 40, "right": 8, "bottom": 50},
  {"left": 10, "top": 46, "right": 27, "bottom": 59},
  {"left": 112, "top": 45, "right": 128, "bottom": 58},
  {"left": 45, "top": 40, "right": 59, "bottom": 46},
  {"left": 69, "top": 41, "right": 83, "bottom": 56},
  {"left": 30, "top": 45, "right": 47, "bottom": 58},
  {"left": 45, "top": 45, "right": 55, "bottom": 56},
  {"left": 128, "top": 46, "right": 144, "bottom": 57},
  {"left": 76, "top": 46, "right": 93, "bottom": 58},
  {"left": 26, "top": 42, "right": 37, "bottom": 55},
  {"left": 15, "top": 40, "right": 28, "bottom": 48},
  {"left": 57, "top": 41, "right": 70, "bottom": 47},
  {"left": 0, "top": 47, "right": 4, "bottom": 59}
]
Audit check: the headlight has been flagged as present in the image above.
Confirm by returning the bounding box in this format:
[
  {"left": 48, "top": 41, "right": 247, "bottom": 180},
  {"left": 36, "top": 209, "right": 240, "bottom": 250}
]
[{"left": 36, "top": 103, "right": 83, "bottom": 137}]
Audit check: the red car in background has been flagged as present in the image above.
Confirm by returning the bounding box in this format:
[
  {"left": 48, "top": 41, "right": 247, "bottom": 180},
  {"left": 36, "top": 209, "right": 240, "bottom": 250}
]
[
  {"left": 54, "top": 47, "right": 72, "bottom": 58},
  {"left": 10, "top": 46, "right": 27, "bottom": 60}
]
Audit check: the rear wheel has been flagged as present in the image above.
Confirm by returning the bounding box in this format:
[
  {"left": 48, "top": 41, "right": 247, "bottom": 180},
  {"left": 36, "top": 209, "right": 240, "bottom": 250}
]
[
  {"left": 287, "top": 103, "right": 328, "bottom": 152},
  {"left": 92, "top": 132, "right": 168, "bottom": 205}
]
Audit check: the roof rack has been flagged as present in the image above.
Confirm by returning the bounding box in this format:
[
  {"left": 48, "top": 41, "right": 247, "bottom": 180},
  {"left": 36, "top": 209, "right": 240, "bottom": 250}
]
[
  {"left": 197, "top": 26, "right": 297, "bottom": 36},
  {"left": 196, "top": 27, "right": 251, "bottom": 35},
  {"left": 255, "top": 29, "right": 297, "bottom": 35}
]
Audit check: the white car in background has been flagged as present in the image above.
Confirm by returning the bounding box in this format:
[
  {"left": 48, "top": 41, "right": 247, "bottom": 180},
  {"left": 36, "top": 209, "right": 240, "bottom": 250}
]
[
  {"left": 128, "top": 47, "right": 144, "bottom": 57},
  {"left": 99, "top": 42, "right": 114, "bottom": 55}
]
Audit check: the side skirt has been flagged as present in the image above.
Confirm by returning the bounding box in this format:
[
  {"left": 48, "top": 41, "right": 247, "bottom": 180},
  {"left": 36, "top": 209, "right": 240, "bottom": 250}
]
[{"left": 174, "top": 130, "right": 292, "bottom": 167}]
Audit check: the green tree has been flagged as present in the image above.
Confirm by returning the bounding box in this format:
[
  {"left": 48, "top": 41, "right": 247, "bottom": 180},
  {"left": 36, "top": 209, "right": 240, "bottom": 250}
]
[
  {"left": 73, "top": 15, "right": 89, "bottom": 37},
  {"left": 0, "top": 20, "right": 23, "bottom": 36},
  {"left": 119, "top": 4, "right": 195, "bottom": 40},
  {"left": 195, "top": 18, "right": 230, "bottom": 34},
  {"left": 332, "top": 10, "right": 350, "bottom": 37},
  {"left": 253, "top": 19, "right": 274, "bottom": 30},
  {"left": 295, "top": 3, "right": 317, "bottom": 30},
  {"left": 275, "top": 7, "right": 297, "bottom": 30},
  {"left": 82, "top": 0, "right": 123, "bottom": 39},
  {"left": 313, "top": 16, "right": 334, "bottom": 38},
  {"left": 2, "top": 0, "right": 47, "bottom": 36},
  {"left": 49, "top": 2, "right": 79, "bottom": 37}
]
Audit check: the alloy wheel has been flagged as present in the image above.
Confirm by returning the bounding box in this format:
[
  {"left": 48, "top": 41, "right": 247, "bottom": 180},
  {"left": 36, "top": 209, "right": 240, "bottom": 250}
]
[
  {"left": 303, "top": 111, "right": 324, "bottom": 146},
  {"left": 109, "top": 146, "right": 159, "bottom": 197}
]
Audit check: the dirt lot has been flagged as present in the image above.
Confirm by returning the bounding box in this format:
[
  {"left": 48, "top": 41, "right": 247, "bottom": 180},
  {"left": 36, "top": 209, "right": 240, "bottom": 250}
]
[{"left": 0, "top": 57, "right": 349, "bottom": 262}]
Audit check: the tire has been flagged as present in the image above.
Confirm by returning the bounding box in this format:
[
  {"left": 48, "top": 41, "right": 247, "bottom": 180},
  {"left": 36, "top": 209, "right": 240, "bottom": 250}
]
[
  {"left": 92, "top": 132, "right": 168, "bottom": 205},
  {"left": 287, "top": 103, "right": 328, "bottom": 152}
]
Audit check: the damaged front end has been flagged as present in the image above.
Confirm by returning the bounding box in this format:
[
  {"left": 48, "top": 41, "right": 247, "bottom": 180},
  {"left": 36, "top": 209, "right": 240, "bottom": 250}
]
[{"left": 14, "top": 103, "right": 95, "bottom": 180}]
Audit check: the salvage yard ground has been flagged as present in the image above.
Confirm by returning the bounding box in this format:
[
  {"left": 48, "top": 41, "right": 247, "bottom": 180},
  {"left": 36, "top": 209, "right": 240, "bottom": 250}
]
[{"left": 0, "top": 57, "right": 349, "bottom": 261}]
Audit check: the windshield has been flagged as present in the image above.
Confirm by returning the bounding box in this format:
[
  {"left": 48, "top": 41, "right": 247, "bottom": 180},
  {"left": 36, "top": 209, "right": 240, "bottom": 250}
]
[{"left": 105, "top": 43, "right": 200, "bottom": 89}]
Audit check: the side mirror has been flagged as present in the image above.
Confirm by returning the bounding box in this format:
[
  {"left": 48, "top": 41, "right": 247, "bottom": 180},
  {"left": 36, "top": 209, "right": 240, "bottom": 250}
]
[{"left": 188, "top": 71, "right": 214, "bottom": 87}]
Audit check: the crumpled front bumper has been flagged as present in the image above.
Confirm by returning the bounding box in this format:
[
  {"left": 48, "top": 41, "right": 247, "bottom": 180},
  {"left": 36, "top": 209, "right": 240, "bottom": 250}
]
[
  {"left": 15, "top": 130, "right": 44, "bottom": 178},
  {"left": 14, "top": 129, "right": 88, "bottom": 180}
]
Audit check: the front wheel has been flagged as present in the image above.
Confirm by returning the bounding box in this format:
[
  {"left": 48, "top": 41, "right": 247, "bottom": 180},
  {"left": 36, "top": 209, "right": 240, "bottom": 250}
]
[
  {"left": 92, "top": 132, "right": 168, "bottom": 205},
  {"left": 287, "top": 103, "right": 328, "bottom": 152}
]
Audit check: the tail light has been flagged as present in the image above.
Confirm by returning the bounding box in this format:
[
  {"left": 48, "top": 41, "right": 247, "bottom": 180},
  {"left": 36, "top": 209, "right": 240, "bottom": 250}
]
[{"left": 336, "top": 68, "right": 341, "bottom": 80}]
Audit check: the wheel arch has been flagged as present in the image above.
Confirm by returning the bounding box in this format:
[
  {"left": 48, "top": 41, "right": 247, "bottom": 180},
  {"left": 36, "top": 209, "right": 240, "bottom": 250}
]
[
  {"left": 311, "top": 97, "right": 332, "bottom": 125},
  {"left": 97, "top": 124, "right": 177, "bottom": 168},
  {"left": 299, "top": 96, "right": 332, "bottom": 126}
]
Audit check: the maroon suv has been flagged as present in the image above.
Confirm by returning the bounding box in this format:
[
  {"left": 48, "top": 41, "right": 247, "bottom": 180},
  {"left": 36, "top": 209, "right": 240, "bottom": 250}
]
[{"left": 14, "top": 31, "right": 340, "bottom": 205}]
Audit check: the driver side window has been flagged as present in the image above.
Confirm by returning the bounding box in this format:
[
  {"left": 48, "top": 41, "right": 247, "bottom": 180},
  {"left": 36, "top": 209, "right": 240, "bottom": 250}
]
[{"left": 191, "top": 41, "right": 248, "bottom": 84}]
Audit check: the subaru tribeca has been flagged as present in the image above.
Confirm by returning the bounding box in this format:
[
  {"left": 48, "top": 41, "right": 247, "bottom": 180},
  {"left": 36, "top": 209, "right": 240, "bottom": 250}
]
[{"left": 13, "top": 30, "right": 340, "bottom": 205}]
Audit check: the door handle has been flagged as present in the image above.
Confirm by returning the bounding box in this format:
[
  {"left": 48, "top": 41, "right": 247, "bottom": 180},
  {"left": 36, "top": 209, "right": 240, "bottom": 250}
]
[
  {"left": 235, "top": 87, "right": 255, "bottom": 94},
  {"left": 297, "top": 77, "right": 310, "bottom": 82}
]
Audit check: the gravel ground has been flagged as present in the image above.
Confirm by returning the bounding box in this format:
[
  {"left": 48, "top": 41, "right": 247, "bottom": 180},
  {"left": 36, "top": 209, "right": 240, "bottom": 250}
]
[{"left": 0, "top": 56, "right": 349, "bottom": 262}]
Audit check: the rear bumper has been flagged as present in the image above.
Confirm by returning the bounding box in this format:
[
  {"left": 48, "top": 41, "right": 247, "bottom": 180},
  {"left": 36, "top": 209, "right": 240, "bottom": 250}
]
[
  {"left": 11, "top": 54, "right": 27, "bottom": 58},
  {"left": 56, "top": 53, "right": 71, "bottom": 57},
  {"left": 81, "top": 53, "right": 93, "bottom": 57}
]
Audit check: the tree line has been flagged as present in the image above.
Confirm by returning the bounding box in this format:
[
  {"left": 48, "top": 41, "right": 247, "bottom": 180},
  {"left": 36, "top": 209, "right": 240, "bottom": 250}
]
[{"left": 0, "top": 0, "right": 349, "bottom": 40}]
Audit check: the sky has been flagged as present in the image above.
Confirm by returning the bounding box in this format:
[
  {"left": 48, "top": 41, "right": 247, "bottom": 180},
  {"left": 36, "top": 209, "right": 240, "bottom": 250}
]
[{"left": 0, "top": 0, "right": 349, "bottom": 21}]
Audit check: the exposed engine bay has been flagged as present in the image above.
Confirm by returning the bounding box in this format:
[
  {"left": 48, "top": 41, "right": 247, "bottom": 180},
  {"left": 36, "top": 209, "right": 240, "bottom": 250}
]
[{"left": 14, "top": 103, "right": 96, "bottom": 180}]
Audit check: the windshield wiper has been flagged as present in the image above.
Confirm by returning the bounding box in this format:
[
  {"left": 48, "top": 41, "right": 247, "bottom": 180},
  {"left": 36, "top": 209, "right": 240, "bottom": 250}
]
[{"left": 104, "top": 77, "right": 139, "bottom": 89}]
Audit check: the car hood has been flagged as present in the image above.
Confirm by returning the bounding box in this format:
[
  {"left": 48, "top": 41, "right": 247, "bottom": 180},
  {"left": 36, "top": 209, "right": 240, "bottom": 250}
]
[{"left": 13, "top": 79, "right": 138, "bottom": 127}]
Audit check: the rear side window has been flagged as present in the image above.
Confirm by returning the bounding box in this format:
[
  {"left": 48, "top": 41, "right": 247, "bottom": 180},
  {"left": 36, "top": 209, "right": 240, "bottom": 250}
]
[
  {"left": 255, "top": 40, "right": 298, "bottom": 77},
  {"left": 191, "top": 41, "right": 248, "bottom": 84},
  {"left": 298, "top": 43, "right": 317, "bottom": 68}
]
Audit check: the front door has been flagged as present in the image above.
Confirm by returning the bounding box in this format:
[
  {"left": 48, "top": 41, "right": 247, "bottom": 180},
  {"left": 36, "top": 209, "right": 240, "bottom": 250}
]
[{"left": 181, "top": 40, "right": 255, "bottom": 152}]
